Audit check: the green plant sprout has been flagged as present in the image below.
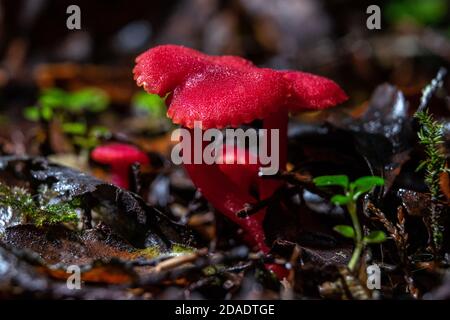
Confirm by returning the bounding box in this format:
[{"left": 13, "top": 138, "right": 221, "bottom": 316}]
[
  {"left": 415, "top": 107, "right": 448, "bottom": 254},
  {"left": 65, "top": 124, "right": 110, "bottom": 151},
  {"left": 386, "top": 0, "right": 447, "bottom": 26},
  {"left": 413, "top": 67, "right": 448, "bottom": 255},
  {"left": 23, "top": 87, "right": 110, "bottom": 153},
  {"left": 130, "top": 91, "right": 172, "bottom": 133},
  {"left": 132, "top": 91, "right": 167, "bottom": 118},
  {"left": 415, "top": 109, "right": 447, "bottom": 198},
  {"left": 313, "top": 175, "right": 386, "bottom": 271},
  {"left": 0, "top": 182, "right": 79, "bottom": 227},
  {"left": 24, "top": 87, "right": 109, "bottom": 121}
]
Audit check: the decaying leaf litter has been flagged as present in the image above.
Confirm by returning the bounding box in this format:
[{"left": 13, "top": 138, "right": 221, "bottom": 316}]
[
  {"left": 0, "top": 66, "right": 449, "bottom": 299},
  {"left": 2, "top": 0, "right": 450, "bottom": 300}
]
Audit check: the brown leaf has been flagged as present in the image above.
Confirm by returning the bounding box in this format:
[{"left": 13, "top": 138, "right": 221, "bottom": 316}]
[
  {"left": 40, "top": 264, "right": 136, "bottom": 285},
  {"left": 439, "top": 167, "right": 450, "bottom": 201},
  {"left": 397, "top": 189, "right": 432, "bottom": 217}
]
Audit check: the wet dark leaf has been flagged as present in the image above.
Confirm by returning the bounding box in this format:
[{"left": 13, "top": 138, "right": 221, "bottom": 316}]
[
  {"left": 328, "top": 84, "right": 414, "bottom": 193},
  {"left": 0, "top": 156, "right": 194, "bottom": 249},
  {"left": 397, "top": 188, "right": 431, "bottom": 216}
]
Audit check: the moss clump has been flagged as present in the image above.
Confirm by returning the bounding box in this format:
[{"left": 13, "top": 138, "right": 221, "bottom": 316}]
[
  {"left": 415, "top": 109, "right": 447, "bottom": 199},
  {"left": 131, "top": 243, "right": 195, "bottom": 260},
  {"left": 0, "top": 182, "right": 79, "bottom": 227},
  {"left": 171, "top": 243, "right": 195, "bottom": 255},
  {"left": 132, "top": 246, "right": 162, "bottom": 259}
]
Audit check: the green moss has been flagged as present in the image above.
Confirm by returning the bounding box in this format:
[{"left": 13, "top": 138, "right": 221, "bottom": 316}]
[
  {"left": 0, "top": 183, "right": 79, "bottom": 227},
  {"left": 132, "top": 246, "right": 162, "bottom": 259},
  {"left": 132, "top": 243, "right": 195, "bottom": 259},
  {"left": 202, "top": 265, "right": 217, "bottom": 276},
  {"left": 415, "top": 109, "right": 447, "bottom": 199},
  {"left": 202, "top": 264, "right": 226, "bottom": 276},
  {"left": 171, "top": 243, "right": 195, "bottom": 254}
]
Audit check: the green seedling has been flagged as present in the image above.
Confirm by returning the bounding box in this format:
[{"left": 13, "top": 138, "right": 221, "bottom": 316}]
[
  {"left": 412, "top": 67, "right": 448, "bottom": 256},
  {"left": 386, "top": 0, "right": 447, "bottom": 26},
  {"left": 313, "top": 175, "right": 386, "bottom": 271},
  {"left": 132, "top": 91, "right": 167, "bottom": 118},
  {"left": 67, "top": 124, "right": 110, "bottom": 151},
  {"left": 131, "top": 91, "right": 173, "bottom": 133},
  {"left": 414, "top": 102, "right": 448, "bottom": 254},
  {"left": 24, "top": 88, "right": 110, "bottom": 154},
  {"left": 24, "top": 88, "right": 109, "bottom": 121}
]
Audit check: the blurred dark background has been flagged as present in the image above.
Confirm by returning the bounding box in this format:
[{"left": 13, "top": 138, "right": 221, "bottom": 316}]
[{"left": 1, "top": 0, "right": 450, "bottom": 107}]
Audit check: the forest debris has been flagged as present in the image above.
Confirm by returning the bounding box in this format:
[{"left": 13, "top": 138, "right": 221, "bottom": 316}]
[
  {"left": 3, "top": 224, "right": 137, "bottom": 265},
  {"left": 397, "top": 189, "right": 431, "bottom": 217},
  {"left": 41, "top": 262, "right": 137, "bottom": 285},
  {"left": 280, "top": 244, "right": 302, "bottom": 300},
  {"left": 34, "top": 64, "right": 136, "bottom": 104},
  {"left": 153, "top": 248, "right": 208, "bottom": 273},
  {"left": 328, "top": 84, "right": 414, "bottom": 193},
  {"left": 365, "top": 200, "right": 419, "bottom": 298},
  {"left": 0, "top": 156, "right": 194, "bottom": 249},
  {"left": 319, "top": 266, "right": 371, "bottom": 300},
  {"left": 414, "top": 67, "right": 449, "bottom": 255},
  {"left": 439, "top": 169, "right": 450, "bottom": 201}
]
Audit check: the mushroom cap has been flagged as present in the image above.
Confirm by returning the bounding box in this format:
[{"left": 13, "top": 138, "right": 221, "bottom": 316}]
[
  {"left": 134, "top": 45, "right": 347, "bottom": 129},
  {"left": 91, "top": 143, "right": 149, "bottom": 166}
]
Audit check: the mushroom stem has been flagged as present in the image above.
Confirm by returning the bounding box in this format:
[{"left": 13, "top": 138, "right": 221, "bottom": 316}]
[
  {"left": 185, "top": 163, "right": 269, "bottom": 252},
  {"left": 258, "top": 111, "right": 289, "bottom": 277},
  {"left": 183, "top": 129, "right": 269, "bottom": 253},
  {"left": 260, "top": 111, "right": 288, "bottom": 200},
  {"left": 110, "top": 164, "right": 131, "bottom": 189}
]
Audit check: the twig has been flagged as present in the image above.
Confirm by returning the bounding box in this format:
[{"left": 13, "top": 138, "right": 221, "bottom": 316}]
[
  {"left": 236, "top": 186, "right": 298, "bottom": 218},
  {"left": 280, "top": 244, "right": 302, "bottom": 300},
  {"left": 365, "top": 201, "right": 419, "bottom": 298},
  {"left": 416, "top": 67, "right": 447, "bottom": 114},
  {"left": 153, "top": 248, "right": 208, "bottom": 273}
]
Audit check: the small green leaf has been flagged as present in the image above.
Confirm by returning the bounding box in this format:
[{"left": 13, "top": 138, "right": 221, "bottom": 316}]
[
  {"left": 41, "top": 105, "right": 53, "bottom": 121},
  {"left": 23, "top": 106, "right": 40, "bottom": 121},
  {"left": 73, "top": 136, "right": 99, "bottom": 149},
  {"left": 89, "top": 125, "right": 110, "bottom": 137},
  {"left": 333, "top": 225, "right": 355, "bottom": 239},
  {"left": 313, "top": 175, "right": 349, "bottom": 189},
  {"left": 39, "top": 88, "right": 67, "bottom": 109},
  {"left": 386, "top": 0, "right": 447, "bottom": 26},
  {"left": 62, "top": 122, "right": 87, "bottom": 135},
  {"left": 132, "top": 91, "right": 166, "bottom": 117},
  {"left": 363, "top": 230, "right": 387, "bottom": 244},
  {"left": 331, "top": 194, "right": 350, "bottom": 205},
  {"left": 66, "top": 88, "right": 109, "bottom": 113},
  {"left": 415, "top": 160, "right": 427, "bottom": 172},
  {"left": 351, "top": 176, "right": 384, "bottom": 199}
]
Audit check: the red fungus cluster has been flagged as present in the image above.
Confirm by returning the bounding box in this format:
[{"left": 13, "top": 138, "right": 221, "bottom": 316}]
[{"left": 134, "top": 45, "right": 347, "bottom": 257}]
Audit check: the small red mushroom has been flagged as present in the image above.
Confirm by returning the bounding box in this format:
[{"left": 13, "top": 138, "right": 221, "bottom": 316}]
[
  {"left": 91, "top": 143, "right": 149, "bottom": 189},
  {"left": 216, "top": 144, "right": 259, "bottom": 196},
  {"left": 216, "top": 145, "right": 265, "bottom": 244},
  {"left": 133, "top": 45, "right": 347, "bottom": 256}
]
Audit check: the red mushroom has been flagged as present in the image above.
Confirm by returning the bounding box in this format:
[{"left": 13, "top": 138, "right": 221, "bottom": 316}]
[
  {"left": 215, "top": 145, "right": 265, "bottom": 245},
  {"left": 91, "top": 143, "right": 149, "bottom": 189},
  {"left": 134, "top": 45, "right": 347, "bottom": 254},
  {"left": 216, "top": 144, "right": 259, "bottom": 196}
]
